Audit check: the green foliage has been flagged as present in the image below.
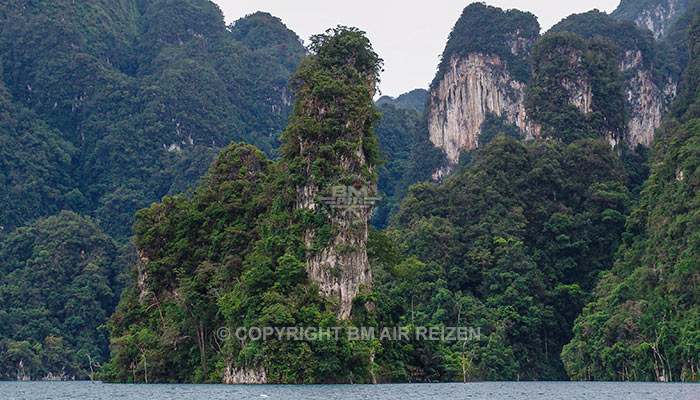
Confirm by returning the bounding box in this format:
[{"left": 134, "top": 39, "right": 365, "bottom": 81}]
[
  {"left": 105, "top": 28, "right": 383, "bottom": 383},
  {"left": 525, "top": 32, "right": 627, "bottom": 143},
  {"left": 3, "top": 0, "right": 699, "bottom": 385},
  {"left": 0, "top": 1, "right": 304, "bottom": 240},
  {"left": 231, "top": 12, "right": 304, "bottom": 71},
  {"left": 372, "top": 103, "right": 421, "bottom": 229},
  {"left": 432, "top": 3, "right": 540, "bottom": 87},
  {"left": 0, "top": 211, "right": 124, "bottom": 380},
  {"left": 663, "top": 0, "right": 700, "bottom": 76},
  {"left": 550, "top": 10, "right": 680, "bottom": 85},
  {"left": 671, "top": 10, "right": 700, "bottom": 120},
  {"left": 477, "top": 113, "right": 522, "bottom": 149},
  {"left": 457, "top": 113, "right": 523, "bottom": 170},
  {"left": 385, "top": 136, "right": 631, "bottom": 380},
  {"left": 619, "top": 143, "right": 652, "bottom": 197},
  {"left": 371, "top": 99, "right": 449, "bottom": 230},
  {"left": 0, "top": 75, "right": 79, "bottom": 232},
  {"left": 376, "top": 89, "right": 428, "bottom": 114},
  {"left": 562, "top": 15, "right": 700, "bottom": 382},
  {"left": 281, "top": 26, "right": 382, "bottom": 188},
  {"left": 103, "top": 143, "right": 275, "bottom": 382}
]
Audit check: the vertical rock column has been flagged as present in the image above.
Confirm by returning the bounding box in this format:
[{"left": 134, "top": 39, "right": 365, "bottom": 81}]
[{"left": 280, "top": 28, "right": 381, "bottom": 319}]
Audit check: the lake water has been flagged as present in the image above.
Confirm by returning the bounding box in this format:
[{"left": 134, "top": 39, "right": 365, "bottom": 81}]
[{"left": 0, "top": 381, "right": 698, "bottom": 399}]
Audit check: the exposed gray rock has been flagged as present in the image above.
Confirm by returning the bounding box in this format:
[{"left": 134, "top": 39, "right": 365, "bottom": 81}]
[
  {"left": 222, "top": 363, "right": 267, "bottom": 384},
  {"left": 428, "top": 53, "right": 540, "bottom": 166},
  {"left": 298, "top": 150, "right": 375, "bottom": 319},
  {"left": 621, "top": 49, "right": 678, "bottom": 146},
  {"left": 612, "top": 0, "right": 690, "bottom": 39}
]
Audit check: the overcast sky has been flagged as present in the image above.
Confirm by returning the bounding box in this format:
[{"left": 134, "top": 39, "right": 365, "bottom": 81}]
[{"left": 213, "top": 0, "right": 620, "bottom": 98}]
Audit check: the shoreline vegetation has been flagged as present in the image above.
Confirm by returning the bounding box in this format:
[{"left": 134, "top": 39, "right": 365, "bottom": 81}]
[{"left": 1, "top": 0, "right": 699, "bottom": 384}]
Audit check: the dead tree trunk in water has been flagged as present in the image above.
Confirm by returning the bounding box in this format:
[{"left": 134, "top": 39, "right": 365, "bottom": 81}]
[{"left": 141, "top": 348, "right": 148, "bottom": 383}]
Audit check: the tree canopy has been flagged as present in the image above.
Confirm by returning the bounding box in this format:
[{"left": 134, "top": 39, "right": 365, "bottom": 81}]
[
  {"left": 0, "top": 211, "right": 124, "bottom": 380},
  {"left": 562, "top": 15, "right": 700, "bottom": 382}
]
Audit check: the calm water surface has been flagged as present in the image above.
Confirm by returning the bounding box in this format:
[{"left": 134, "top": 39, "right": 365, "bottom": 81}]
[{"left": 1, "top": 381, "right": 698, "bottom": 399}]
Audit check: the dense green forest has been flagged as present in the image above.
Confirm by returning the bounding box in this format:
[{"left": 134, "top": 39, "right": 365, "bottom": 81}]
[
  {"left": 0, "top": 0, "right": 305, "bottom": 378},
  {"left": 372, "top": 102, "right": 426, "bottom": 229},
  {"left": 0, "top": 211, "right": 125, "bottom": 380},
  {"left": 525, "top": 31, "right": 627, "bottom": 143},
  {"left": 550, "top": 10, "right": 681, "bottom": 84},
  {"left": 384, "top": 136, "right": 631, "bottom": 380},
  {"left": 0, "top": 0, "right": 698, "bottom": 383},
  {"left": 0, "top": 0, "right": 305, "bottom": 239},
  {"left": 562, "top": 15, "right": 700, "bottom": 382},
  {"left": 103, "top": 27, "right": 383, "bottom": 383}
]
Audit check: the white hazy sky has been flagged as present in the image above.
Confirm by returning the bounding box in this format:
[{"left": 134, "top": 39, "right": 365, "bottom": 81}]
[{"left": 213, "top": 0, "right": 620, "bottom": 98}]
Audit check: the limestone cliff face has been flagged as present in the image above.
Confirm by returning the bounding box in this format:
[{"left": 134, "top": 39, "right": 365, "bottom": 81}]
[
  {"left": 222, "top": 363, "right": 267, "bottom": 384},
  {"left": 621, "top": 50, "right": 678, "bottom": 146},
  {"left": 297, "top": 150, "right": 375, "bottom": 320},
  {"left": 284, "top": 31, "right": 380, "bottom": 320},
  {"left": 549, "top": 10, "right": 682, "bottom": 147},
  {"left": 428, "top": 53, "right": 540, "bottom": 166},
  {"left": 425, "top": 3, "right": 540, "bottom": 174},
  {"left": 612, "top": 0, "right": 690, "bottom": 39},
  {"left": 562, "top": 77, "right": 593, "bottom": 115},
  {"left": 292, "top": 84, "right": 376, "bottom": 319},
  {"left": 299, "top": 180, "right": 377, "bottom": 319},
  {"left": 427, "top": 41, "right": 676, "bottom": 167}
]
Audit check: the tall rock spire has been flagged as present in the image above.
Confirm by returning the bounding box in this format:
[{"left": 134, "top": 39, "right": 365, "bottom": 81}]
[{"left": 280, "top": 27, "right": 382, "bottom": 318}]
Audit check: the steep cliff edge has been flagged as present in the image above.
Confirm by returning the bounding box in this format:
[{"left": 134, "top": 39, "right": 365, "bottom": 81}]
[
  {"left": 525, "top": 32, "right": 627, "bottom": 145},
  {"left": 612, "top": 0, "right": 690, "bottom": 38},
  {"left": 282, "top": 28, "right": 381, "bottom": 319},
  {"left": 620, "top": 48, "right": 678, "bottom": 146},
  {"left": 426, "top": 6, "right": 687, "bottom": 173},
  {"left": 429, "top": 53, "right": 540, "bottom": 165},
  {"left": 551, "top": 11, "right": 679, "bottom": 147},
  {"left": 427, "top": 4, "right": 540, "bottom": 168}
]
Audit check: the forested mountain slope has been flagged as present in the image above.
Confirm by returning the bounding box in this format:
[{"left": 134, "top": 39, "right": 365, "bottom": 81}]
[
  {"left": 376, "top": 89, "right": 428, "bottom": 114},
  {"left": 385, "top": 136, "right": 631, "bottom": 380},
  {"left": 549, "top": 11, "right": 679, "bottom": 147},
  {"left": 562, "top": 14, "right": 700, "bottom": 382},
  {"left": 1, "top": 0, "right": 698, "bottom": 384},
  {"left": 0, "top": 0, "right": 304, "bottom": 239},
  {"left": 0, "top": 212, "right": 124, "bottom": 380},
  {"left": 0, "top": 0, "right": 305, "bottom": 380},
  {"left": 612, "top": 0, "right": 690, "bottom": 38},
  {"left": 376, "top": 1, "right": 700, "bottom": 382}
]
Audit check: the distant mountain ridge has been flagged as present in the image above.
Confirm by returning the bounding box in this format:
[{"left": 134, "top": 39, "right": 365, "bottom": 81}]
[
  {"left": 376, "top": 88, "right": 428, "bottom": 114},
  {"left": 0, "top": 0, "right": 305, "bottom": 380},
  {"left": 0, "top": 0, "right": 305, "bottom": 239}
]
